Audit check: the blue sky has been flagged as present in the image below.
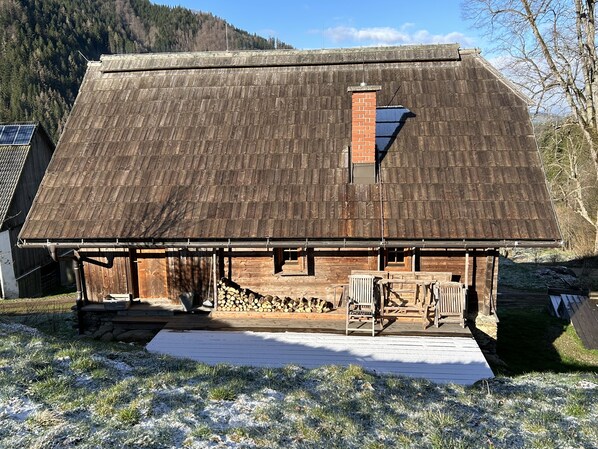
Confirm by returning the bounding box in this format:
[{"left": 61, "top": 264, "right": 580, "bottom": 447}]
[{"left": 151, "top": 1, "right": 490, "bottom": 53}]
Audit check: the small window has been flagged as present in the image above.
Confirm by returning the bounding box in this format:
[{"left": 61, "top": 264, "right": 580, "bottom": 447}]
[
  {"left": 384, "top": 247, "right": 411, "bottom": 270},
  {"left": 282, "top": 248, "right": 300, "bottom": 264},
  {"left": 274, "top": 248, "right": 306, "bottom": 275},
  {"left": 387, "top": 248, "right": 405, "bottom": 265}
]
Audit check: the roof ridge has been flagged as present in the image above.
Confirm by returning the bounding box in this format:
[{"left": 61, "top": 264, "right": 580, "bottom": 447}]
[{"left": 99, "top": 44, "right": 462, "bottom": 73}]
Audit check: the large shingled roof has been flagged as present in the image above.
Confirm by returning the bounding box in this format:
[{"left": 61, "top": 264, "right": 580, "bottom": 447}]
[{"left": 19, "top": 44, "right": 561, "bottom": 246}]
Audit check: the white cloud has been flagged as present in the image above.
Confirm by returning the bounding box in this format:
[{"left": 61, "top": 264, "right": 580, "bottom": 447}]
[{"left": 321, "top": 24, "right": 475, "bottom": 47}]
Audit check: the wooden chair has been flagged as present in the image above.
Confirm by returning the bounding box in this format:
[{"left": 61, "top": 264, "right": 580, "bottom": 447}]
[
  {"left": 345, "top": 274, "right": 377, "bottom": 336},
  {"left": 434, "top": 282, "right": 467, "bottom": 328}
]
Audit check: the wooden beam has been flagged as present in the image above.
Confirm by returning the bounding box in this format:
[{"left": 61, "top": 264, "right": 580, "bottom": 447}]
[
  {"left": 212, "top": 250, "right": 218, "bottom": 308},
  {"left": 464, "top": 251, "right": 469, "bottom": 288},
  {"left": 482, "top": 254, "right": 496, "bottom": 315}
]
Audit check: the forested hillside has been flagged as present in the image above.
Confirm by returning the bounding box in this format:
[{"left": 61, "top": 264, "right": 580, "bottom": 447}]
[{"left": 0, "top": 0, "right": 290, "bottom": 142}]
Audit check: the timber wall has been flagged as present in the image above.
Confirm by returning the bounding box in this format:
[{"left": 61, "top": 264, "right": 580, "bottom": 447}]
[
  {"left": 417, "top": 249, "right": 499, "bottom": 315},
  {"left": 80, "top": 248, "right": 213, "bottom": 305},
  {"left": 80, "top": 247, "right": 499, "bottom": 315},
  {"left": 222, "top": 248, "right": 380, "bottom": 302}
]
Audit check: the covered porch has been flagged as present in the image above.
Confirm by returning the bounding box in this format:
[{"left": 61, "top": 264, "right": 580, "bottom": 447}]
[
  {"left": 76, "top": 266, "right": 475, "bottom": 339},
  {"left": 79, "top": 293, "right": 473, "bottom": 338}
]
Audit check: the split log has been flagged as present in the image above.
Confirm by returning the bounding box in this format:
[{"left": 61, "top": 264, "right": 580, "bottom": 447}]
[{"left": 216, "top": 278, "right": 332, "bottom": 313}]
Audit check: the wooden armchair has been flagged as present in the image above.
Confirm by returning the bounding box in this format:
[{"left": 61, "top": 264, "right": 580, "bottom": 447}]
[
  {"left": 345, "top": 274, "right": 378, "bottom": 336},
  {"left": 433, "top": 282, "right": 467, "bottom": 328}
]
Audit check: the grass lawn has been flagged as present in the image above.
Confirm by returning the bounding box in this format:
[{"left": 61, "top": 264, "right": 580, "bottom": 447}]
[
  {"left": 0, "top": 270, "right": 597, "bottom": 448},
  {"left": 497, "top": 308, "right": 598, "bottom": 375},
  {"left": 497, "top": 256, "right": 598, "bottom": 375},
  {"left": 0, "top": 317, "right": 597, "bottom": 449}
]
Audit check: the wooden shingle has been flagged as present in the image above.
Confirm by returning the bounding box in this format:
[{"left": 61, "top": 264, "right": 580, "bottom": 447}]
[{"left": 20, "top": 45, "right": 561, "bottom": 244}]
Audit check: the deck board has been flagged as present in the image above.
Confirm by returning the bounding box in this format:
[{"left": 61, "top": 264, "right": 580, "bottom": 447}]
[{"left": 146, "top": 330, "right": 493, "bottom": 385}]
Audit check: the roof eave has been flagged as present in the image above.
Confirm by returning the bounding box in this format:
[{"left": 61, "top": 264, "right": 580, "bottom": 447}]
[{"left": 18, "top": 237, "right": 564, "bottom": 250}]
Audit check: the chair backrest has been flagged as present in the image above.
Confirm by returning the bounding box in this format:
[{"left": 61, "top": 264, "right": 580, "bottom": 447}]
[
  {"left": 435, "top": 282, "right": 466, "bottom": 313},
  {"left": 349, "top": 274, "right": 376, "bottom": 306}
]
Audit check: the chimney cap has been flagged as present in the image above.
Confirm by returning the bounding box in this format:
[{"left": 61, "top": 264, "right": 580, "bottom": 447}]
[{"left": 347, "top": 84, "right": 382, "bottom": 92}]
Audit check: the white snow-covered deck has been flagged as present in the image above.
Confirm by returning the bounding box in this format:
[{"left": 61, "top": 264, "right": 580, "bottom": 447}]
[{"left": 146, "top": 330, "right": 493, "bottom": 385}]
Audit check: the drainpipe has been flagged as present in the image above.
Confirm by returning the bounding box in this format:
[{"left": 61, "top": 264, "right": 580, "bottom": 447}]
[
  {"left": 73, "top": 259, "right": 83, "bottom": 305},
  {"left": 48, "top": 245, "right": 86, "bottom": 334}
]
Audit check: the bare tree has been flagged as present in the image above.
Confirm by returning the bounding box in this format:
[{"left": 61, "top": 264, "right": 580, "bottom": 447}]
[
  {"left": 464, "top": 0, "right": 598, "bottom": 252},
  {"left": 539, "top": 121, "right": 598, "bottom": 253}
]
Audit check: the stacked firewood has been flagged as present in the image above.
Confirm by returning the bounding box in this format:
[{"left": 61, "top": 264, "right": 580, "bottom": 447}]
[{"left": 217, "top": 278, "right": 332, "bottom": 313}]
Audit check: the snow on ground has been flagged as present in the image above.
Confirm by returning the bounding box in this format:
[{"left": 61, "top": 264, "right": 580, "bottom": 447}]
[{"left": 0, "top": 320, "right": 597, "bottom": 448}]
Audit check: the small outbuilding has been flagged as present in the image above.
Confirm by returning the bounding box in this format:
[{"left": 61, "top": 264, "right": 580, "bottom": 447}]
[{"left": 0, "top": 123, "right": 57, "bottom": 297}]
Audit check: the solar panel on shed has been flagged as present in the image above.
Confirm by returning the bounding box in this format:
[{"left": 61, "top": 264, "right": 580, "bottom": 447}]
[
  {"left": 0, "top": 124, "right": 36, "bottom": 145},
  {"left": 14, "top": 125, "right": 36, "bottom": 145}
]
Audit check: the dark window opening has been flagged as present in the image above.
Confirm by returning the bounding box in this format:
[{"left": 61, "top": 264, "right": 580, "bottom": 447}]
[
  {"left": 282, "top": 248, "right": 300, "bottom": 264},
  {"left": 274, "top": 248, "right": 308, "bottom": 275},
  {"left": 384, "top": 247, "right": 411, "bottom": 269}
]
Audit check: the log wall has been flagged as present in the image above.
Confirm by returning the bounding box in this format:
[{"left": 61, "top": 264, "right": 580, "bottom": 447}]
[
  {"left": 223, "top": 248, "right": 379, "bottom": 303},
  {"left": 80, "top": 246, "right": 499, "bottom": 315},
  {"left": 417, "top": 248, "right": 498, "bottom": 314}
]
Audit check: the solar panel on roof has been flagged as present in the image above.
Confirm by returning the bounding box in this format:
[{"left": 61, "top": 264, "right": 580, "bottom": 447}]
[
  {"left": 14, "top": 124, "right": 35, "bottom": 145},
  {"left": 376, "top": 106, "right": 411, "bottom": 156},
  {"left": 0, "top": 124, "right": 36, "bottom": 145},
  {"left": 0, "top": 125, "right": 18, "bottom": 145}
]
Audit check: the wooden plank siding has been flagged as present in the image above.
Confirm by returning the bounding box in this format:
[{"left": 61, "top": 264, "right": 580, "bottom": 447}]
[
  {"left": 80, "top": 248, "right": 130, "bottom": 300},
  {"left": 81, "top": 248, "right": 213, "bottom": 304},
  {"left": 135, "top": 249, "right": 169, "bottom": 299},
  {"left": 166, "top": 248, "right": 213, "bottom": 304},
  {"left": 223, "top": 248, "right": 379, "bottom": 303},
  {"left": 80, "top": 247, "right": 498, "bottom": 315},
  {"left": 2, "top": 127, "right": 56, "bottom": 297}
]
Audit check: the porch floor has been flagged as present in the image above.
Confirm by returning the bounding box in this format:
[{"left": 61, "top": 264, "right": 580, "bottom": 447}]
[
  {"left": 146, "top": 329, "right": 493, "bottom": 385},
  {"left": 96, "top": 298, "right": 472, "bottom": 337},
  {"left": 162, "top": 313, "right": 471, "bottom": 337}
]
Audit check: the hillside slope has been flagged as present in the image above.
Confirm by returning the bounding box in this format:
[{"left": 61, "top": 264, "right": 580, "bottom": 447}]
[
  {"left": 0, "top": 319, "right": 597, "bottom": 448},
  {"left": 0, "top": 0, "right": 290, "bottom": 141}
]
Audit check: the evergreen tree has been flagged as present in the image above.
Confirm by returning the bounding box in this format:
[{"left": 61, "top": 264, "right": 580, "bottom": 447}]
[{"left": 0, "top": 0, "right": 291, "bottom": 141}]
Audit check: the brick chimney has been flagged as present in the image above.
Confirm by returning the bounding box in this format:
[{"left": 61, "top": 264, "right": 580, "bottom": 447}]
[{"left": 348, "top": 84, "right": 381, "bottom": 184}]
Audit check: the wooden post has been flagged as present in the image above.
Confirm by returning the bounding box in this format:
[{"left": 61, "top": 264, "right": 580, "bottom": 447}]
[
  {"left": 483, "top": 253, "right": 496, "bottom": 315},
  {"left": 464, "top": 251, "right": 469, "bottom": 288},
  {"left": 412, "top": 247, "right": 416, "bottom": 272},
  {"left": 212, "top": 250, "right": 218, "bottom": 308}
]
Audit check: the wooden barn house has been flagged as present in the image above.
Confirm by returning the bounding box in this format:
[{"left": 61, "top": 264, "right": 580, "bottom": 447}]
[
  {"left": 0, "top": 123, "right": 58, "bottom": 298},
  {"left": 18, "top": 45, "right": 561, "bottom": 332}
]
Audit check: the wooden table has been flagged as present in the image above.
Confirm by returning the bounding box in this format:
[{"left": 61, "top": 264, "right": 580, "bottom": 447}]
[{"left": 378, "top": 279, "right": 436, "bottom": 329}]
